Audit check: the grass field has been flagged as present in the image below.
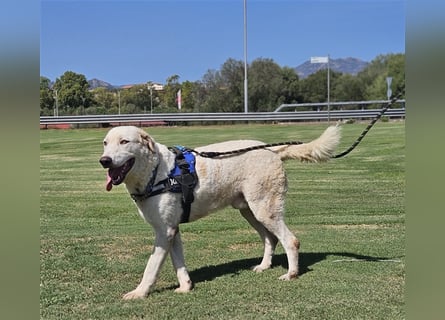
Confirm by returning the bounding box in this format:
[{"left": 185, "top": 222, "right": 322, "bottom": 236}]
[{"left": 40, "top": 121, "right": 405, "bottom": 319}]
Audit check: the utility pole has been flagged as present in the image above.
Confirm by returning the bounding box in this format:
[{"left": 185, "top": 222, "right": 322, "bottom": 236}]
[
  {"left": 243, "top": 0, "right": 248, "bottom": 113},
  {"left": 327, "top": 54, "right": 330, "bottom": 123},
  {"left": 118, "top": 90, "right": 121, "bottom": 115},
  {"left": 54, "top": 89, "right": 59, "bottom": 117},
  {"left": 310, "top": 55, "right": 330, "bottom": 122},
  {"left": 147, "top": 82, "right": 153, "bottom": 114}
]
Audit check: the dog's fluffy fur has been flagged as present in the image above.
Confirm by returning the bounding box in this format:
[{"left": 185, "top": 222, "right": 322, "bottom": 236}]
[{"left": 100, "top": 125, "right": 341, "bottom": 299}]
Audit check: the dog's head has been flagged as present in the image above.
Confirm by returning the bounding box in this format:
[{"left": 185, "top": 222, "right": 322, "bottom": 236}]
[{"left": 99, "top": 126, "right": 156, "bottom": 191}]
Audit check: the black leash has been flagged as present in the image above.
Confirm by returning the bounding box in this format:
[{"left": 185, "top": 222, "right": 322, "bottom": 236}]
[
  {"left": 184, "top": 87, "right": 405, "bottom": 160},
  {"left": 332, "top": 89, "right": 405, "bottom": 159},
  {"left": 186, "top": 140, "right": 305, "bottom": 159}
]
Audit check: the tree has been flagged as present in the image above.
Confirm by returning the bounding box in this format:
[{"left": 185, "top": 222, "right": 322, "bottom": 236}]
[
  {"left": 248, "top": 58, "right": 285, "bottom": 112},
  {"left": 199, "top": 58, "right": 302, "bottom": 112},
  {"left": 333, "top": 73, "right": 364, "bottom": 103},
  {"left": 279, "top": 66, "right": 302, "bottom": 105},
  {"left": 358, "top": 53, "right": 405, "bottom": 100},
  {"left": 199, "top": 59, "right": 244, "bottom": 113},
  {"left": 89, "top": 87, "right": 116, "bottom": 114},
  {"left": 52, "top": 71, "right": 92, "bottom": 114},
  {"left": 299, "top": 69, "right": 342, "bottom": 108},
  {"left": 200, "top": 69, "right": 227, "bottom": 112},
  {"left": 40, "top": 76, "right": 55, "bottom": 115},
  {"left": 160, "top": 75, "right": 181, "bottom": 111},
  {"left": 117, "top": 85, "right": 150, "bottom": 114},
  {"left": 219, "top": 58, "right": 244, "bottom": 112},
  {"left": 179, "top": 80, "right": 198, "bottom": 112}
]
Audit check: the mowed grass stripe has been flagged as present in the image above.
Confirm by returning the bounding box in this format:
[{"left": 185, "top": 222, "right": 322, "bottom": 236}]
[{"left": 40, "top": 122, "right": 404, "bottom": 319}]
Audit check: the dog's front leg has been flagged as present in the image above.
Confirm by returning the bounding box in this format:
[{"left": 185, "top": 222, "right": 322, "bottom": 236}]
[
  {"left": 123, "top": 231, "right": 172, "bottom": 300},
  {"left": 170, "top": 230, "right": 193, "bottom": 293}
]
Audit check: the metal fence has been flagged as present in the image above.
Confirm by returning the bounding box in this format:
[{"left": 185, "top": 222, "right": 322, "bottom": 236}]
[
  {"left": 274, "top": 99, "right": 405, "bottom": 112},
  {"left": 40, "top": 100, "right": 405, "bottom": 127}
]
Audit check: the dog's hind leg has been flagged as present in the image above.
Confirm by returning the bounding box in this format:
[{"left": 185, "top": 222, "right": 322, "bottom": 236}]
[
  {"left": 273, "top": 223, "right": 300, "bottom": 280},
  {"left": 169, "top": 230, "right": 193, "bottom": 293},
  {"left": 240, "top": 208, "right": 278, "bottom": 273},
  {"left": 246, "top": 199, "right": 300, "bottom": 280}
]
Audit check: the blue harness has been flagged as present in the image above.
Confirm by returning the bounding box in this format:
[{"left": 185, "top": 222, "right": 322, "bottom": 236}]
[
  {"left": 130, "top": 146, "right": 198, "bottom": 223},
  {"left": 168, "top": 146, "right": 197, "bottom": 193}
]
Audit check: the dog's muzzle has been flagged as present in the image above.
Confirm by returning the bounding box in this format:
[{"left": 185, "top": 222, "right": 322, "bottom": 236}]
[
  {"left": 100, "top": 157, "right": 135, "bottom": 191},
  {"left": 99, "top": 156, "right": 113, "bottom": 168}
]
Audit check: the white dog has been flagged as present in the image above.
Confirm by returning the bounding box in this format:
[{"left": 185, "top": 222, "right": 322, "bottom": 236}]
[{"left": 100, "top": 125, "right": 340, "bottom": 299}]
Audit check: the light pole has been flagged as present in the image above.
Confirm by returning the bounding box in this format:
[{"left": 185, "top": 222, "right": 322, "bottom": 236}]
[
  {"left": 117, "top": 90, "right": 121, "bottom": 115},
  {"left": 327, "top": 55, "right": 330, "bottom": 123},
  {"left": 147, "top": 82, "right": 153, "bottom": 114},
  {"left": 139, "top": 88, "right": 146, "bottom": 113},
  {"left": 81, "top": 96, "right": 86, "bottom": 115},
  {"left": 243, "top": 0, "right": 248, "bottom": 113},
  {"left": 54, "top": 89, "right": 59, "bottom": 117}
]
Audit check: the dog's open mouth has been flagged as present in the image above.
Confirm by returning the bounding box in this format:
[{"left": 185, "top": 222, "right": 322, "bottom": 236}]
[{"left": 106, "top": 158, "right": 135, "bottom": 191}]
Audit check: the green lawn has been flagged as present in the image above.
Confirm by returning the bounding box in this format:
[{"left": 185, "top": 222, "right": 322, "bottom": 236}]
[{"left": 40, "top": 121, "right": 405, "bottom": 319}]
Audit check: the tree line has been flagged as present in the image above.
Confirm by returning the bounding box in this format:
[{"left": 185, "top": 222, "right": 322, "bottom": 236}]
[{"left": 40, "top": 53, "right": 404, "bottom": 116}]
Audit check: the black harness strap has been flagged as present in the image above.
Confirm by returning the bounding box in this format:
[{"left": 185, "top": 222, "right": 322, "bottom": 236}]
[
  {"left": 169, "top": 147, "right": 197, "bottom": 223},
  {"left": 130, "top": 147, "right": 198, "bottom": 224},
  {"left": 130, "top": 165, "right": 160, "bottom": 202}
]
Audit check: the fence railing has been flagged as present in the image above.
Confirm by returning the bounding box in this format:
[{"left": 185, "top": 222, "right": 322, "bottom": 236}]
[
  {"left": 274, "top": 99, "right": 405, "bottom": 112},
  {"left": 40, "top": 102, "right": 405, "bottom": 127}
]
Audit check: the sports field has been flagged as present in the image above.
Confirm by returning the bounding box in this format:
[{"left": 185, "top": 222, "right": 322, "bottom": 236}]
[{"left": 40, "top": 121, "right": 405, "bottom": 319}]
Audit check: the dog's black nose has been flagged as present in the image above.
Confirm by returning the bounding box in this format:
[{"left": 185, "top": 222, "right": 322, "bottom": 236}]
[{"left": 99, "top": 156, "right": 113, "bottom": 168}]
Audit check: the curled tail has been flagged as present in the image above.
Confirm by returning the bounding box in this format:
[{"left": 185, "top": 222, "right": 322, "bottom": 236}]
[{"left": 269, "top": 125, "right": 341, "bottom": 162}]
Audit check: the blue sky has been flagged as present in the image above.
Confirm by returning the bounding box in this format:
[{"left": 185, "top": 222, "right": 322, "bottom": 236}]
[{"left": 40, "top": 0, "right": 405, "bottom": 86}]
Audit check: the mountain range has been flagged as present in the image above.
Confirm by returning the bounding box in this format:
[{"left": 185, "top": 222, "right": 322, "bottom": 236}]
[
  {"left": 294, "top": 57, "right": 368, "bottom": 79},
  {"left": 87, "top": 57, "right": 369, "bottom": 89},
  {"left": 88, "top": 78, "right": 116, "bottom": 90}
]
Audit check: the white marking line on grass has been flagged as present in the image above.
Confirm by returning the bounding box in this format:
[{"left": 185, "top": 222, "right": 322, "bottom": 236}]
[{"left": 332, "top": 259, "right": 402, "bottom": 263}]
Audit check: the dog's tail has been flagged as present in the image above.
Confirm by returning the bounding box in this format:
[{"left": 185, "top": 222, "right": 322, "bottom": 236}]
[{"left": 269, "top": 125, "right": 341, "bottom": 162}]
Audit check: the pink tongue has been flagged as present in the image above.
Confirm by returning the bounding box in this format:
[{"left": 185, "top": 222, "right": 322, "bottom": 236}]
[{"left": 106, "top": 172, "right": 113, "bottom": 191}]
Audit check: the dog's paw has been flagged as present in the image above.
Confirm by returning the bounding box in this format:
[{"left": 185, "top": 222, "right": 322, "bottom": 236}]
[
  {"left": 175, "top": 280, "right": 193, "bottom": 293},
  {"left": 122, "top": 289, "right": 147, "bottom": 300},
  {"left": 252, "top": 265, "right": 265, "bottom": 273},
  {"left": 252, "top": 264, "right": 270, "bottom": 273},
  {"left": 174, "top": 286, "right": 192, "bottom": 293},
  {"left": 278, "top": 272, "right": 298, "bottom": 281}
]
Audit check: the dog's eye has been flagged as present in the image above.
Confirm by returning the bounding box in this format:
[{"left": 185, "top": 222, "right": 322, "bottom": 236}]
[{"left": 120, "top": 139, "right": 130, "bottom": 145}]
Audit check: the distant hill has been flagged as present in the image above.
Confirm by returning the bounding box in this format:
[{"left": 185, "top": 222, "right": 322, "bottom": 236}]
[
  {"left": 88, "top": 78, "right": 115, "bottom": 89},
  {"left": 88, "top": 79, "right": 146, "bottom": 90},
  {"left": 295, "top": 57, "right": 368, "bottom": 79}
]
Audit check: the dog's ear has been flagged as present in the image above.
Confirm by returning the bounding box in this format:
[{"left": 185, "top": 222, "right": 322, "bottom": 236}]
[{"left": 139, "top": 131, "right": 156, "bottom": 152}]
